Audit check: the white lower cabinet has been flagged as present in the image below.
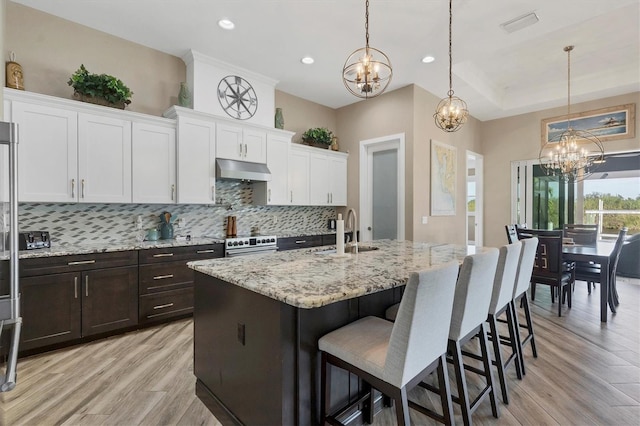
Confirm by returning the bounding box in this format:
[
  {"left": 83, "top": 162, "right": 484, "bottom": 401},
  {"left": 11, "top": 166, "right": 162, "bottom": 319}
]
[{"left": 132, "top": 122, "right": 176, "bottom": 204}]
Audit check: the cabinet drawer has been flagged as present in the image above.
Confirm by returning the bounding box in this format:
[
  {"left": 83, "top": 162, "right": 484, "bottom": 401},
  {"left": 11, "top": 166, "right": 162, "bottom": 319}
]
[
  {"left": 139, "top": 261, "right": 194, "bottom": 295},
  {"left": 20, "top": 251, "right": 137, "bottom": 277},
  {"left": 138, "top": 244, "right": 224, "bottom": 264},
  {"left": 278, "top": 235, "right": 323, "bottom": 251},
  {"left": 139, "top": 287, "right": 193, "bottom": 323}
]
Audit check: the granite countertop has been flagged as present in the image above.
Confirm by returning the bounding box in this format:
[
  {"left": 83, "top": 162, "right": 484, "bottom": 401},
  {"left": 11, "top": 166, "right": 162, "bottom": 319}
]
[
  {"left": 2, "top": 237, "right": 225, "bottom": 260},
  {"left": 188, "top": 239, "right": 494, "bottom": 309}
]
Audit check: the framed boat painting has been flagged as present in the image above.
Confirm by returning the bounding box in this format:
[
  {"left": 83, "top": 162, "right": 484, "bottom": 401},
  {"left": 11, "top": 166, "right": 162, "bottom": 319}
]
[{"left": 541, "top": 103, "right": 636, "bottom": 145}]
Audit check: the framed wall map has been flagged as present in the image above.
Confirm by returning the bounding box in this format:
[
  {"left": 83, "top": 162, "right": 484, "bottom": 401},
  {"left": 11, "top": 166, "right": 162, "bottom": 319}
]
[{"left": 431, "top": 139, "right": 457, "bottom": 216}]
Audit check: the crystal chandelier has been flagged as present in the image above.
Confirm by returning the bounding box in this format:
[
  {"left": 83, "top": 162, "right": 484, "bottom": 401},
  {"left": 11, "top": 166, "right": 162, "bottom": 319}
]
[
  {"left": 342, "top": 0, "right": 392, "bottom": 99},
  {"left": 539, "top": 46, "right": 605, "bottom": 182},
  {"left": 434, "top": 0, "right": 468, "bottom": 132}
]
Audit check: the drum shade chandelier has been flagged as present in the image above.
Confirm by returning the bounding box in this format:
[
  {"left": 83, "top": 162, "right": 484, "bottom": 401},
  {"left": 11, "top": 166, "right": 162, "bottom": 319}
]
[
  {"left": 342, "top": 0, "right": 392, "bottom": 99},
  {"left": 539, "top": 46, "right": 605, "bottom": 182},
  {"left": 434, "top": 0, "right": 468, "bottom": 132}
]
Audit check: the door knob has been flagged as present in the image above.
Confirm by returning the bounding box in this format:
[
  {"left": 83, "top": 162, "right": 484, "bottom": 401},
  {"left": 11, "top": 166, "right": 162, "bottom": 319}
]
[{"left": 367, "top": 226, "right": 372, "bottom": 231}]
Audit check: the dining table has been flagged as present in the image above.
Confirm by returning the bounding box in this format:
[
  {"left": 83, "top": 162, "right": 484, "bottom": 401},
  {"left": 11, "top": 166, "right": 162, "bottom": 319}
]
[{"left": 563, "top": 241, "right": 615, "bottom": 322}]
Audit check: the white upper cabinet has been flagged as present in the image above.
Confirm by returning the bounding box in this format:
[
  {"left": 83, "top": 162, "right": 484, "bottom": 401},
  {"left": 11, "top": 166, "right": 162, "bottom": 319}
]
[
  {"left": 175, "top": 115, "right": 216, "bottom": 204},
  {"left": 216, "top": 123, "right": 266, "bottom": 163},
  {"left": 308, "top": 148, "right": 348, "bottom": 206},
  {"left": 132, "top": 122, "right": 176, "bottom": 204},
  {"left": 12, "top": 100, "right": 78, "bottom": 202},
  {"left": 78, "top": 113, "right": 132, "bottom": 203},
  {"left": 288, "top": 145, "right": 310, "bottom": 205},
  {"left": 254, "top": 132, "right": 293, "bottom": 205}
]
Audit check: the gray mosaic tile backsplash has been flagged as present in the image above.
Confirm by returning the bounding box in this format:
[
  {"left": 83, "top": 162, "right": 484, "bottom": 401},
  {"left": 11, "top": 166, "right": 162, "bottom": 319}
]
[{"left": 11, "top": 181, "right": 336, "bottom": 245}]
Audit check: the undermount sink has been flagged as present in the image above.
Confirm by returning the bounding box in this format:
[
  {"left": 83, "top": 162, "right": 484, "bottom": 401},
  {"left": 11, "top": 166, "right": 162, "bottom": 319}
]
[{"left": 314, "top": 246, "right": 380, "bottom": 255}]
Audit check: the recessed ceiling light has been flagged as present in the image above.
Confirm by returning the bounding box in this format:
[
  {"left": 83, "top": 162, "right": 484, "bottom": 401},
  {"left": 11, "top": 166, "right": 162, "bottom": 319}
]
[
  {"left": 301, "top": 56, "right": 315, "bottom": 65},
  {"left": 218, "top": 19, "right": 235, "bottom": 30},
  {"left": 421, "top": 56, "right": 435, "bottom": 64}
]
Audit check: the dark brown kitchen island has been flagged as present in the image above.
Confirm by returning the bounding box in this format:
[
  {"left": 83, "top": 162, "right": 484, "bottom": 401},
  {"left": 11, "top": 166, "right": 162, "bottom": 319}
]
[{"left": 189, "top": 240, "right": 486, "bottom": 425}]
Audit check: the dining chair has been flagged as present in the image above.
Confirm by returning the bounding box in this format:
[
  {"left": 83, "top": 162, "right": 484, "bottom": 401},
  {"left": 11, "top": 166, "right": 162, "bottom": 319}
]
[
  {"left": 523, "top": 230, "right": 575, "bottom": 317},
  {"left": 318, "top": 262, "right": 460, "bottom": 426},
  {"left": 563, "top": 224, "right": 598, "bottom": 246},
  {"left": 563, "top": 224, "right": 599, "bottom": 293},
  {"left": 505, "top": 224, "right": 519, "bottom": 244},
  {"left": 575, "top": 228, "right": 627, "bottom": 309}
]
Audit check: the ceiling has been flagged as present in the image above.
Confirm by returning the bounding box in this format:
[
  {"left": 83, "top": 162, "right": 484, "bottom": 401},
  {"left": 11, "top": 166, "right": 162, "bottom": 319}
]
[{"left": 13, "top": 0, "right": 640, "bottom": 121}]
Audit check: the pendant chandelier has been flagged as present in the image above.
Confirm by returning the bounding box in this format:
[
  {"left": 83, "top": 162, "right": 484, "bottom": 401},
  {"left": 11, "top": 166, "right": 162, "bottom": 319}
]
[
  {"left": 342, "top": 0, "right": 392, "bottom": 99},
  {"left": 434, "top": 0, "right": 468, "bottom": 132},
  {"left": 539, "top": 46, "right": 605, "bottom": 183}
]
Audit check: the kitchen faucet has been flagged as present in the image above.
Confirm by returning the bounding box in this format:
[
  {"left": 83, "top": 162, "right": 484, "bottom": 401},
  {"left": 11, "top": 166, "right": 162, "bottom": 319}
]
[{"left": 346, "top": 208, "right": 358, "bottom": 254}]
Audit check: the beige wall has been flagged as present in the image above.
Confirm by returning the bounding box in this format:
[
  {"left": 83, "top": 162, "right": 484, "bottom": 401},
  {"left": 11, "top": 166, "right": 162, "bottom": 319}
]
[
  {"left": 4, "top": 2, "right": 184, "bottom": 116},
  {"left": 412, "top": 85, "right": 483, "bottom": 245},
  {"left": 482, "top": 91, "right": 640, "bottom": 248},
  {"left": 274, "top": 90, "right": 337, "bottom": 144},
  {"left": 336, "top": 85, "right": 415, "bottom": 239}
]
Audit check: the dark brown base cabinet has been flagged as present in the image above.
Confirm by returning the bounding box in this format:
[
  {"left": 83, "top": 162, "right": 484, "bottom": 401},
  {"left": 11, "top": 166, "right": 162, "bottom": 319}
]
[
  {"left": 19, "top": 251, "right": 138, "bottom": 351},
  {"left": 138, "top": 244, "right": 224, "bottom": 324}
]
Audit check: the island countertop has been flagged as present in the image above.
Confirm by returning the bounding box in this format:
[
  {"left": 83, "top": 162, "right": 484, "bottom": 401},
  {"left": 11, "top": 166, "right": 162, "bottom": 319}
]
[{"left": 188, "top": 239, "right": 493, "bottom": 309}]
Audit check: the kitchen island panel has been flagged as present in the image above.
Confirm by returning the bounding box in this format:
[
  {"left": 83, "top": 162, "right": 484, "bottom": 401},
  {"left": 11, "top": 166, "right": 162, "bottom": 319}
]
[{"left": 194, "top": 271, "right": 403, "bottom": 425}]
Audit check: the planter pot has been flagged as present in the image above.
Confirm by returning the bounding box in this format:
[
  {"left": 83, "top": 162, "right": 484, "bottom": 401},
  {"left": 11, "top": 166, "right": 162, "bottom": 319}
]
[
  {"left": 73, "top": 91, "right": 128, "bottom": 110},
  {"left": 304, "top": 140, "right": 331, "bottom": 149}
]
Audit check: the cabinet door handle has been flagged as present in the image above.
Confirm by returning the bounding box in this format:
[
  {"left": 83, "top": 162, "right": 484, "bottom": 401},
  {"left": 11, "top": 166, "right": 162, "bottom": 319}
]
[
  {"left": 85, "top": 275, "right": 89, "bottom": 297},
  {"left": 290, "top": 190, "right": 293, "bottom": 203},
  {"left": 153, "top": 274, "right": 174, "bottom": 280},
  {"left": 74, "top": 276, "right": 78, "bottom": 299},
  {"left": 68, "top": 260, "right": 96, "bottom": 266},
  {"left": 330, "top": 193, "right": 333, "bottom": 203},
  {"left": 327, "top": 193, "right": 330, "bottom": 204},
  {"left": 152, "top": 253, "right": 174, "bottom": 258},
  {"left": 153, "top": 303, "right": 174, "bottom": 310},
  {"left": 171, "top": 184, "right": 175, "bottom": 201},
  {"left": 211, "top": 186, "right": 215, "bottom": 201},
  {"left": 295, "top": 240, "right": 307, "bottom": 244},
  {"left": 81, "top": 179, "right": 85, "bottom": 198},
  {"left": 196, "top": 249, "right": 216, "bottom": 254},
  {"left": 71, "top": 179, "right": 75, "bottom": 198},
  {"left": 268, "top": 189, "right": 271, "bottom": 202},
  {"left": 239, "top": 143, "right": 243, "bottom": 157},
  {"left": 244, "top": 144, "right": 248, "bottom": 157}
]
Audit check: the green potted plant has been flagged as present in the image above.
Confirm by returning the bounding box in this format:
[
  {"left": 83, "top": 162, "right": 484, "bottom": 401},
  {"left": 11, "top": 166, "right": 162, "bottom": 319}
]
[
  {"left": 67, "top": 64, "right": 133, "bottom": 109},
  {"left": 302, "top": 127, "right": 334, "bottom": 148}
]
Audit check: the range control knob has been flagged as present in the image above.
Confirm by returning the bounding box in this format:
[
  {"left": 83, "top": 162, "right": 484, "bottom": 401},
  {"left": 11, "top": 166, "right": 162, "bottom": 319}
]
[{"left": 227, "top": 242, "right": 232, "bottom": 247}]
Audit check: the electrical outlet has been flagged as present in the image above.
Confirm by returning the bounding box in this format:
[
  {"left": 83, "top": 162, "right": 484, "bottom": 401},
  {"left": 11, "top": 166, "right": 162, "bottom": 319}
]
[
  {"left": 273, "top": 215, "right": 278, "bottom": 224},
  {"left": 135, "top": 215, "right": 143, "bottom": 230},
  {"left": 421, "top": 216, "right": 429, "bottom": 225}
]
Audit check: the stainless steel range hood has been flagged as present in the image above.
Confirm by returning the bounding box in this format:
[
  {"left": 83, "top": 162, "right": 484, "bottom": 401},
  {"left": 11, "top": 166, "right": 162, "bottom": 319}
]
[{"left": 215, "top": 158, "right": 271, "bottom": 182}]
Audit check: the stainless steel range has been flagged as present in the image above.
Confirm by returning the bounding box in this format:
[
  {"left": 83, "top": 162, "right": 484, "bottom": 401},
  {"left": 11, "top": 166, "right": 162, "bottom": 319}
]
[{"left": 225, "top": 235, "right": 278, "bottom": 257}]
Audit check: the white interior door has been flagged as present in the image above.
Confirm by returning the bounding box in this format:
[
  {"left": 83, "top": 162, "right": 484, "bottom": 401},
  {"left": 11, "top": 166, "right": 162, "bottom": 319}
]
[
  {"left": 466, "top": 151, "right": 484, "bottom": 247},
  {"left": 359, "top": 134, "right": 405, "bottom": 242}
]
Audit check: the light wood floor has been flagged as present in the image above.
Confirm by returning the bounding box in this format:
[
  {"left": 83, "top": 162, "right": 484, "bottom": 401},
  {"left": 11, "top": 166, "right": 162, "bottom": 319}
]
[{"left": 1, "top": 277, "right": 638, "bottom": 426}]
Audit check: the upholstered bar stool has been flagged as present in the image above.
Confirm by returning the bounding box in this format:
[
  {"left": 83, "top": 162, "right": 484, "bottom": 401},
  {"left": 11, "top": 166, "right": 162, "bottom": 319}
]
[
  {"left": 318, "top": 262, "right": 460, "bottom": 426},
  {"left": 444, "top": 249, "right": 500, "bottom": 426},
  {"left": 483, "top": 242, "right": 523, "bottom": 404},
  {"left": 509, "top": 237, "right": 539, "bottom": 376}
]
